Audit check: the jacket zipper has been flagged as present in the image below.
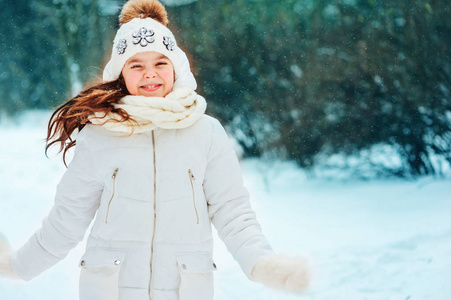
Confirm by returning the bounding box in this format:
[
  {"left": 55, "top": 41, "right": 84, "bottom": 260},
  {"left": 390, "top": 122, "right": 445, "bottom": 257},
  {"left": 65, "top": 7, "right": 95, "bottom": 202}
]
[
  {"left": 105, "top": 168, "right": 119, "bottom": 224},
  {"left": 188, "top": 169, "right": 200, "bottom": 224},
  {"left": 149, "top": 131, "right": 157, "bottom": 299}
]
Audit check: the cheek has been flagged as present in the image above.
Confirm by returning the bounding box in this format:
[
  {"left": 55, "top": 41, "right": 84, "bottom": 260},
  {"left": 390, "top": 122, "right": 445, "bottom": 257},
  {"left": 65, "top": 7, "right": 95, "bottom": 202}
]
[
  {"left": 162, "top": 69, "right": 174, "bottom": 84},
  {"left": 123, "top": 73, "right": 140, "bottom": 92},
  {"left": 124, "top": 72, "right": 139, "bottom": 85},
  {"left": 122, "top": 74, "right": 137, "bottom": 96}
]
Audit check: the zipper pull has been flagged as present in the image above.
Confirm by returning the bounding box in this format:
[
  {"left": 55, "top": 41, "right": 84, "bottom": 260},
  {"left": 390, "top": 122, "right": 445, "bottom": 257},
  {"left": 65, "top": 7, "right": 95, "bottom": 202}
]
[
  {"left": 188, "top": 169, "right": 195, "bottom": 180},
  {"left": 112, "top": 168, "right": 119, "bottom": 179}
]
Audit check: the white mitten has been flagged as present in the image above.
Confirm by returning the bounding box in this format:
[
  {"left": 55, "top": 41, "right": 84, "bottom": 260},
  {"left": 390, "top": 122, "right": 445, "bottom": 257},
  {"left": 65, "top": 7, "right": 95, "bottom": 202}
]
[
  {"left": 251, "top": 255, "right": 310, "bottom": 294},
  {"left": 0, "top": 233, "right": 19, "bottom": 279}
]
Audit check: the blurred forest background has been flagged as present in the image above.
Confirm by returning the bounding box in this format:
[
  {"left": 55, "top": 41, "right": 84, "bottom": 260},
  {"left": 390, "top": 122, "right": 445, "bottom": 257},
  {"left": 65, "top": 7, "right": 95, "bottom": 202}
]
[{"left": 1, "top": 0, "right": 450, "bottom": 177}]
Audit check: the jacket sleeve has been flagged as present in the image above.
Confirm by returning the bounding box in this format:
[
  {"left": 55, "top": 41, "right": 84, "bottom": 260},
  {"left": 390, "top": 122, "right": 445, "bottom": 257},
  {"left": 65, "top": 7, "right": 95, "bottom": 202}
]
[
  {"left": 10, "top": 129, "right": 103, "bottom": 280},
  {"left": 203, "top": 119, "right": 274, "bottom": 279}
]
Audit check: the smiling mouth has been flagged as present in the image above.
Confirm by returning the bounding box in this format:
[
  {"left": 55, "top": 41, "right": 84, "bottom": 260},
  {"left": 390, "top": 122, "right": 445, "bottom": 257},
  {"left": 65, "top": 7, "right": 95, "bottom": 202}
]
[{"left": 141, "top": 84, "right": 162, "bottom": 91}]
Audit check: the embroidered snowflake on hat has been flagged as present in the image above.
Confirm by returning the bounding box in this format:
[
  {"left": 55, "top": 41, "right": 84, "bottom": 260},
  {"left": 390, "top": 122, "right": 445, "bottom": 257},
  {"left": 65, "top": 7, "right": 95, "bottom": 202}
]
[
  {"left": 116, "top": 39, "right": 127, "bottom": 55},
  {"left": 163, "top": 36, "right": 175, "bottom": 51},
  {"left": 132, "top": 27, "right": 155, "bottom": 47}
]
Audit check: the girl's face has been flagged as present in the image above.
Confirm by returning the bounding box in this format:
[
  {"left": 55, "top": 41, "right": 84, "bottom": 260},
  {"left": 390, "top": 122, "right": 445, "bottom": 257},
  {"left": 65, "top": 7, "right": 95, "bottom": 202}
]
[{"left": 122, "top": 51, "right": 174, "bottom": 97}]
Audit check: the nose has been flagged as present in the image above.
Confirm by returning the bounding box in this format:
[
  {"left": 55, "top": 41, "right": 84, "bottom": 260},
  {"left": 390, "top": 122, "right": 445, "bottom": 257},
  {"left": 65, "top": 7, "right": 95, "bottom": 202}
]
[{"left": 144, "top": 69, "right": 157, "bottom": 78}]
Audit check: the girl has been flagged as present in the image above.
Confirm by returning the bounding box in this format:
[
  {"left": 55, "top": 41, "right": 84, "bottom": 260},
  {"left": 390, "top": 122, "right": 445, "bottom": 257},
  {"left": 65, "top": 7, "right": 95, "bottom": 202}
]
[{"left": 0, "top": 0, "right": 309, "bottom": 299}]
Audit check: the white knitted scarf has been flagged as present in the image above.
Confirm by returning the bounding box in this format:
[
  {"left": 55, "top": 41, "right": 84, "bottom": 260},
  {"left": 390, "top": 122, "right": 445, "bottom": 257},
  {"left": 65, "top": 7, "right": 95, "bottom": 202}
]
[{"left": 89, "top": 88, "right": 207, "bottom": 134}]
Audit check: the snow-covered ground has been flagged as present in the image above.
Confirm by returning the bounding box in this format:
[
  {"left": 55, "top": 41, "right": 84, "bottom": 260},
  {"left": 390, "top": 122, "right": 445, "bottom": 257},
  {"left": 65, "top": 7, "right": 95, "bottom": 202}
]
[{"left": 0, "top": 110, "right": 450, "bottom": 299}]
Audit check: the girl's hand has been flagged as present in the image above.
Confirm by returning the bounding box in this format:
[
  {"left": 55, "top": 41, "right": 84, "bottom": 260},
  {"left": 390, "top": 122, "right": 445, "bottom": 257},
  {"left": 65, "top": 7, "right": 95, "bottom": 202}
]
[
  {"left": 0, "top": 233, "right": 20, "bottom": 279},
  {"left": 251, "top": 255, "right": 310, "bottom": 294}
]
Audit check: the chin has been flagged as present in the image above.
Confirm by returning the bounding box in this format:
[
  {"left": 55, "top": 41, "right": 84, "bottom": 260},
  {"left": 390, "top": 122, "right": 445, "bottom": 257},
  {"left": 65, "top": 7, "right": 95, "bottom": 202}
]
[
  {"left": 139, "top": 92, "right": 163, "bottom": 97},
  {"left": 138, "top": 89, "right": 169, "bottom": 98}
]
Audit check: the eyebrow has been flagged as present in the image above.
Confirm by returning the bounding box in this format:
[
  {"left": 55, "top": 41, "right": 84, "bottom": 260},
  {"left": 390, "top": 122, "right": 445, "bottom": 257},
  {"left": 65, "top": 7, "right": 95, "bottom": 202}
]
[{"left": 125, "top": 55, "right": 169, "bottom": 65}]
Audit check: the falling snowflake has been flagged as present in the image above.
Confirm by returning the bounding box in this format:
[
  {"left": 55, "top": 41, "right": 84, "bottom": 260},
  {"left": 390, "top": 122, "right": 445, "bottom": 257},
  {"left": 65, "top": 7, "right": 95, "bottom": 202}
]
[{"left": 132, "top": 27, "right": 155, "bottom": 47}]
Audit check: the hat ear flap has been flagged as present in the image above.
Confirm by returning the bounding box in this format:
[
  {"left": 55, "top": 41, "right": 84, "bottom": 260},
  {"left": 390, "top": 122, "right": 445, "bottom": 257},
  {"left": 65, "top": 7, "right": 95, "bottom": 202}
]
[{"left": 173, "top": 47, "right": 197, "bottom": 91}]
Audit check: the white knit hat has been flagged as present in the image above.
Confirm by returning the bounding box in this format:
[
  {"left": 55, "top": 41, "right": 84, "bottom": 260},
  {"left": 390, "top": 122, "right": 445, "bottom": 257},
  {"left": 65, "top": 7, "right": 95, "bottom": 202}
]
[{"left": 103, "top": 17, "right": 197, "bottom": 90}]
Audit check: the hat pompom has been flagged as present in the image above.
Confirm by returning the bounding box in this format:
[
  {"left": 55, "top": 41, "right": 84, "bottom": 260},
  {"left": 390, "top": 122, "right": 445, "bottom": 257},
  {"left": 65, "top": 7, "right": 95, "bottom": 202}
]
[{"left": 119, "top": 0, "right": 168, "bottom": 26}]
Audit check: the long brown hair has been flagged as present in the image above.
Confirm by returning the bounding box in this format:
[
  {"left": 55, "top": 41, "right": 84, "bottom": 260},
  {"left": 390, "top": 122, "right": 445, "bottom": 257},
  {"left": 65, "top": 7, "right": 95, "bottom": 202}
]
[{"left": 46, "top": 75, "right": 134, "bottom": 165}]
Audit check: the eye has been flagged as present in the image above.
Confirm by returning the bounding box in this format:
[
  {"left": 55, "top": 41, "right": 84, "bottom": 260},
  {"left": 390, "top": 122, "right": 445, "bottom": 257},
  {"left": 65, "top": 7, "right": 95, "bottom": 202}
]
[
  {"left": 156, "top": 61, "right": 168, "bottom": 66},
  {"left": 130, "top": 64, "right": 142, "bottom": 69}
]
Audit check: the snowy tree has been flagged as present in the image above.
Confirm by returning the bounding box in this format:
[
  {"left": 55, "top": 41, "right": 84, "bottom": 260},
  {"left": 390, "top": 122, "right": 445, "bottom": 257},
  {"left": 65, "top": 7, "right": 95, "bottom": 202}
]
[
  {"left": 167, "top": 0, "right": 451, "bottom": 176},
  {"left": 0, "top": 0, "right": 115, "bottom": 114}
]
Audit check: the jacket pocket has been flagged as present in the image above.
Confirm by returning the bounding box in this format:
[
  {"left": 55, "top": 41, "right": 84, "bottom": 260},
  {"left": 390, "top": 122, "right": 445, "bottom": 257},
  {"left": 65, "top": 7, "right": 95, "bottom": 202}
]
[
  {"left": 188, "top": 169, "right": 200, "bottom": 225},
  {"left": 79, "top": 248, "right": 127, "bottom": 300},
  {"left": 105, "top": 168, "right": 119, "bottom": 224},
  {"left": 176, "top": 252, "right": 217, "bottom": 300}
]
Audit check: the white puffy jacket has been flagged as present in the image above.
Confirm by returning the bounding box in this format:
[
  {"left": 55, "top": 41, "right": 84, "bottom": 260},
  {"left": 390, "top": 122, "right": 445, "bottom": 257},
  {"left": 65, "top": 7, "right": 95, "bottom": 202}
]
[{"left": 10, "top": 115, "right": 274, "bottom": 300}]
